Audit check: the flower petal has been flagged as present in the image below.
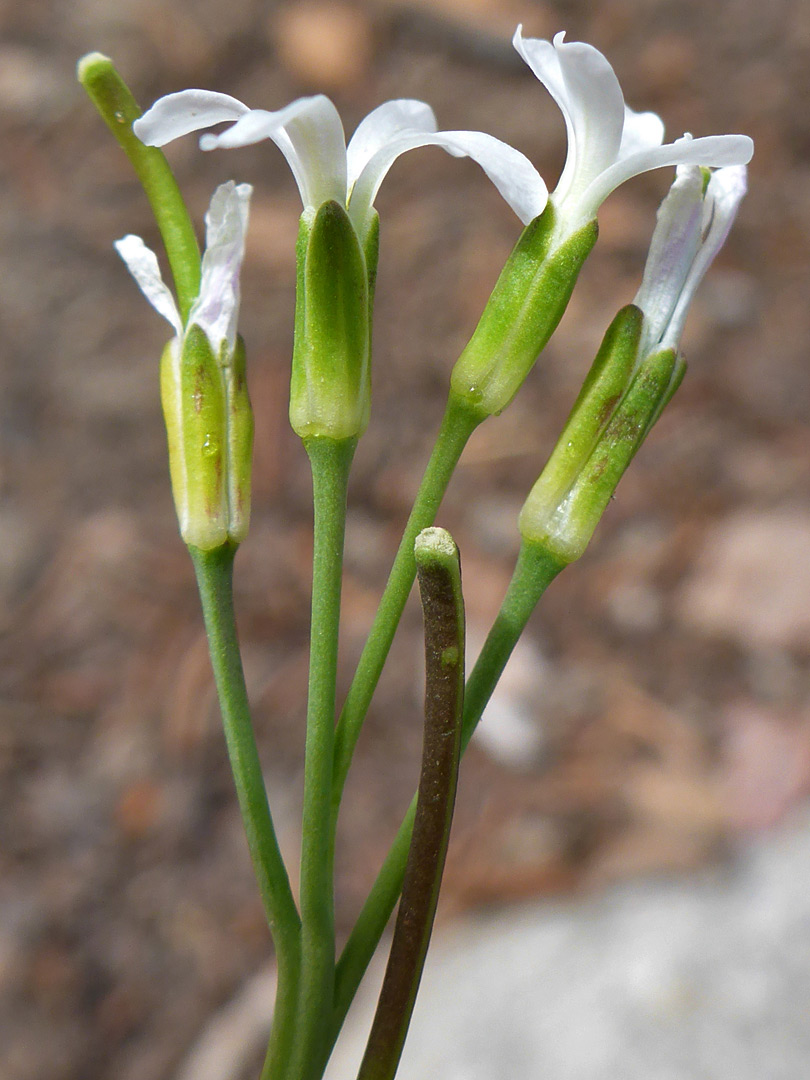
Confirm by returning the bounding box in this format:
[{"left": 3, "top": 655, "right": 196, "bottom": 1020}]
[
  {"left": 580, "top": 132, "right": 754, "bottom": 224},
  {"left": 114, "top": 234, "right": 182, "bottom": 336},
  {"left": 198, "top": 109, "right": 281, "bottom": 149},
  {"left": 634, "top": 165, "right": 705, "bottom": 351},
  {"left": 348, "top": 128, "right": 547, "bottom": 236},
  {"left": 514, "top": 27, "right": 625, "bottom": 203},
  {"left": 199, "top": 95, "right": 347, "bottom": 210},
  {"left": 134, "top": 90, "right": 249, "bottom": 146},
  {"left": 189, "top": 181, "right": 252, "bottom": 354},
  {"left": 346, "top": 99, "right": 438, "bottom": 192},
  {"left": 662, "top": 164, "right": 747, "bottom": 349},
  {"left": 425, "top": 131, "right": 549, "bottom": 224},
  {"left": 619, "top": 105, "right": 665, "bottom": 158}
]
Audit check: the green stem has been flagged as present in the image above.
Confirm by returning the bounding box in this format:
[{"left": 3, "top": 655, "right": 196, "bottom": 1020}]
[
  {"left": 78, "top": 52, "right": 201, "bottom": 323},
  {"left": 460, "top": 540, "right": 566, "bottom": 751},
  {"left": 357, "top": 529, "right": 465, "bottom": 1080},
  {"left": 292, "top": 436, "right": 356, "bottom": 1080},
  {"left": 330, "top": 539, "right": 565, "bottom": 1052},
  {"left": 189, "top": 545, "right": 301, "bottom": 1077},
  {"left": 331, "top": 392, "right": 480, "bottom": 819}
]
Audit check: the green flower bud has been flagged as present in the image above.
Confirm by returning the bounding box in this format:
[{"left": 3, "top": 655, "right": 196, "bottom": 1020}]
[
  {"left": 521, "top": 305, "right": 643, "bottom": 521},
  {"left": 518, "top": 154, "right": 747, "bottom": 567},
  {"left": 115, "top": 181, "right": 254, "bottom": 551},
  {"left": 160, "top": 325, "right": 254, "bottom": 551},
  {"left": 450, "top": 204, "right": 598, "bottom": 420},
  {"left": 519, "top": 327, "right": 679, "bottom": 564},
  {"left": 290, "top": 200, "right": 371, "bottom": 440}
]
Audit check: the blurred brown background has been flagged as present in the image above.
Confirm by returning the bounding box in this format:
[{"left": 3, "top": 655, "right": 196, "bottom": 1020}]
[{"left": 1, "top": 0, "right": 808, "bottom": 1078}]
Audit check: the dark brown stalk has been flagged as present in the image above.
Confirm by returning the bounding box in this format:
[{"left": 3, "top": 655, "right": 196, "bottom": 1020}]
[{"left": 356, "top": 527, "right": 465, "bottom": 1080}]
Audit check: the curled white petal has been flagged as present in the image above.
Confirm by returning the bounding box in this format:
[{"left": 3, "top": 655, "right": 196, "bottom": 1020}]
[
  {"left": 514, "top": 26, "right": 624, "bottom": 204},
  {"left": 135, "top": 81, "right": 543, "bottom": 231},
  {"left": 513, "top": 25, "right": 754, "bottom": 253},
  {"left": 346, "top": 99, "right": 438, "bottom": 193},
  {"left": 423, "top": 130, "right": 548, "bottom": 224},
  {"left": 662, "top": 164, "right": 747, "bottom": 349},
  {"left": 348, "top": 127, "right": 548, "bottom": 235},
  {"left": 114, "top": 234, "right": 182, "bottom": 336},
  {"left": 134, "top": 90, "right": 249, "bottom": 146},
  {"left": 634, "top": 165, "right": 705, "bottom": 351},
  {"left": 199, "top": 95, "right": 347, "bottom": 210},
  {"left": 199, "top": 109, "right": 282, "bottom": 150},
  {"left": 189, "top": 181, "right": 252, "bottom": 354},
  {"left": 578, "top": 132, "right": 754, "bottom": 227}
]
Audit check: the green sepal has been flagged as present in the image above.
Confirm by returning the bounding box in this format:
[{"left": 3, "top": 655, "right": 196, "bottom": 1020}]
[
  {"left": 364, "top": 210, "right": 381, "bottom": 319},
  {"left": 643, "top": 352, "right": 686, "bottom": 437},
  {"left": 518, "top": 305, "right": 643, "bottom": 534},
  {"left": 160, "top": 324, "right": 228, "bottom": 551},
  {"left": 160, "top": 340, "right": 187, "bottom": 540},
  {"left": 290, "top": 200, "right": 371, "bottom": 440},
  {"left": 520, "top": 344, "right": 678, "bottom": 563},
  {"left": 223, "top": 334, "right": 254, "bottom": 545},
  {"left": 364, "top": 211, "right": 381, "bottom": 391},
  {"left": 450, "top": 204, "right": 598, "bottom": 420}
]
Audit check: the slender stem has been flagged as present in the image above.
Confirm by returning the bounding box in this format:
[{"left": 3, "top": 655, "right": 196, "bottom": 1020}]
[
  {"left": 78, "top": 53, "right": 202, "bottom": 323},
  {"left": 189, "top": 545, "right": 302, "bottom": 1077},
  {"left": 331, "top": 392, "right": 480, "bottom": 819},
  {"left": 292, "top": 436, "right": 356, "bottom": 1080},
  {"left": 357, "top": 529, "right": 465, "bottom": 1080},
  {"left": 330, "top": 539, "right": 565, "bottom": 1050},
  {"left": 459, "top": 540, "right": 566, "bottom": 752}
]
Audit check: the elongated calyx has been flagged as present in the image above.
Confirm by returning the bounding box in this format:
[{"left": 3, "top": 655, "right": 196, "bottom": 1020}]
[
  {"left": 519, "top": 154, "right": 748, "bottom": 564},
  {"left": 519, "top": 306, "right": 683, "bottom": 563},
  {"left": 161, "top": 328, "right": 254, "bottom": 550},
  {"left": 450, "top": 204, "right": 598, "bottom": 420},
  {"left": 116, "top": 182, "right": 254, "bottom": 550},
  {"left": 290, "top": 200, "right": 373, "bottom": 440}
]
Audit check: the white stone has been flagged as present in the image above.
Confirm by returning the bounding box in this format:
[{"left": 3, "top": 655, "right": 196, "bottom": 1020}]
[{"left": 327, "top": 811, "right": 810, "bottom": 1080}]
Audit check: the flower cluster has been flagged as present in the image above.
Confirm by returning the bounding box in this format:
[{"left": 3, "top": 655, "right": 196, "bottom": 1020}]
[
  {"left": 82, "top": 26, "right": 755, "bottom": 1080},
  {"left": 133, "top": 89, "right": 547, "bottom": 242},
  {"left": 134, "top": 27, "right": 751, "bottom": 244},
  {"left": 112, "top": 25, "right": 752, "bottom": 554}
]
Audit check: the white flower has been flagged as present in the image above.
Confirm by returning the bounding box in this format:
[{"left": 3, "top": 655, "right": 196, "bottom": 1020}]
[
  {"left": 512, "top": 27, "right": 753, "bottom": 243},
  {"left": 114, "top": 180, "right": 252, "bottom": 354},
  {"left": 133, "top": 92, "right": 548, "bottom": 243},
  {"left": 634, "top": 163, "right": 748, "bottom": 355}
]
